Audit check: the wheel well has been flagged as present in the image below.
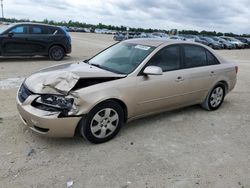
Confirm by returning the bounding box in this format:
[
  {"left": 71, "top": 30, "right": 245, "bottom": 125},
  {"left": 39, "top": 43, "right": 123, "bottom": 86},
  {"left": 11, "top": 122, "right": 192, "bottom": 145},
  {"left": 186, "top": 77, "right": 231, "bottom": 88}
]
[
  {"left": 105, "top": 98, "right": 128, "bottom": 123},
  {"left": 218, "top": 80, "right": 229, "bottom": 93},
  {"left": 48, "top": 44, "right": 66, "bottom": 53},
  {"left": 91, "top": 99, "right": 128, "bottom": 122},
  {"left": 74, "top": 98, "right": 128, "bottom": 137}
]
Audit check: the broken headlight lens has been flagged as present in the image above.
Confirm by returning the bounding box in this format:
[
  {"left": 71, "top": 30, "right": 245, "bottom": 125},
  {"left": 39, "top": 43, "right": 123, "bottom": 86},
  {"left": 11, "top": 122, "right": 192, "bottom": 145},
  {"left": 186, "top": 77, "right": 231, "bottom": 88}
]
[{"left": 37, "top": 95, "right": 74, "bottom": 110}]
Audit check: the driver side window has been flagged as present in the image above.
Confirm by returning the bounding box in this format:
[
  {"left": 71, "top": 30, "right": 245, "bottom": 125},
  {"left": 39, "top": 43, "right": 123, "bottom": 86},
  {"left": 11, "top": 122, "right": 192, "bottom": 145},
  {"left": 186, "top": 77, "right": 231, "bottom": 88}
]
[
  {"left": 147, "top": 45, "right": 181, "bottom": 72},
  {"left": 10, "top": 26, "right": 28, "bottom": 34}
]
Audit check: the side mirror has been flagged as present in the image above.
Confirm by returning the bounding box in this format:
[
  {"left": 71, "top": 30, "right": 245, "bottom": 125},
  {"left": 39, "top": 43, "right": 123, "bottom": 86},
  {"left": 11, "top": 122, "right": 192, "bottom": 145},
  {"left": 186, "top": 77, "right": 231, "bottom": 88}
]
[
  {"left": 8, "top": 32, "right": 14, "bottom": 37},
  {"left": 143, "top": 66, "right": 163, "bottom": 75}
]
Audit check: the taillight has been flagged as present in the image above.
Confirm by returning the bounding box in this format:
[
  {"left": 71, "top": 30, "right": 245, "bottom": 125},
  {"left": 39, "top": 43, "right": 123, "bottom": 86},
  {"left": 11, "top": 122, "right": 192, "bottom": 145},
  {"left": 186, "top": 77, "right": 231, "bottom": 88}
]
[{"left": 235, "top": 66, "right": 238, "bottom": 74}]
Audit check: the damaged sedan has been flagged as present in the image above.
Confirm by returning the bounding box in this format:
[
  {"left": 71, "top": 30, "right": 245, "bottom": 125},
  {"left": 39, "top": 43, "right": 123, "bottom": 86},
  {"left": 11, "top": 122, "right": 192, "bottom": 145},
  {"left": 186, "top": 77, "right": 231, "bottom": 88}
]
[{"left": 17, "top": 39, "right": 237, "bottom": 143}]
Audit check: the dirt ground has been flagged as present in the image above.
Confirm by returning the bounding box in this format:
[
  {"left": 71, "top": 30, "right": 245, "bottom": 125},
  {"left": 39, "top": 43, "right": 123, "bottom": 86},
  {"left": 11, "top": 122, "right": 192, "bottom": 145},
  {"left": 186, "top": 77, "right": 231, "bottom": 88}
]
[{"left": 0, "top": 32, "right": 250, "bottom": 188}]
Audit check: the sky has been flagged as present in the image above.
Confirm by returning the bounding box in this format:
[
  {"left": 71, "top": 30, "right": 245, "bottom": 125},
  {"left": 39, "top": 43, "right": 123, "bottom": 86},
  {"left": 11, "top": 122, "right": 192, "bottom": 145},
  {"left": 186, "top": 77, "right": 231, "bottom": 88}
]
[{"left": 3, "top": 0, "right": 250, "bottom": 34}]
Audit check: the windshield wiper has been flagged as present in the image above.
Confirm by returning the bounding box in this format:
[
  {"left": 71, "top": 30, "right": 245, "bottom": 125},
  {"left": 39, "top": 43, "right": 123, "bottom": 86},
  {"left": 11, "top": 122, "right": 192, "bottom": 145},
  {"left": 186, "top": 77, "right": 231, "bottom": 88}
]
[
  {"left": 83, "top": 59, "right": 89, "bottom": 64},
  {"left": 89, "top": 63, "right": 102, "bottom": 68},
  {"left": 89, "top": 63, "right": 124, "bottom": 74}
]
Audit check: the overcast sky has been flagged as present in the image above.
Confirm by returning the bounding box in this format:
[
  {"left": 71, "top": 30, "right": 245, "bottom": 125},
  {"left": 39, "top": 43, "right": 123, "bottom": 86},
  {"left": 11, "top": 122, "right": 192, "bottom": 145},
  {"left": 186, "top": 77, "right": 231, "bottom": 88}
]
[{"left": 3, "top": 0, "right": 250, "bottom": 34}]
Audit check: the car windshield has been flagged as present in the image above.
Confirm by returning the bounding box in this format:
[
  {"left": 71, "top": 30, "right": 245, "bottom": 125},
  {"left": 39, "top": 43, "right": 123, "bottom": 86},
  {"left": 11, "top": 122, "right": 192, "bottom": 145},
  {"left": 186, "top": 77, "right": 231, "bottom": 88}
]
[
  {"left": 0, "top": 25, "right": 11, "bottom": 34},
  {"left": 88, "top": 42, "right": 155, "bottom": 74},
  {"left": 185, "top": 35, "right": 194, "bottom": 39},
  {"left": 218, "top": 38, "right": 227, "bottom": 42},
  {"left": 231, "top": 38, "right": 240, "bottom": 42},
  {"left": 205, "top": 37, "right": 213, "bottom": 42}
]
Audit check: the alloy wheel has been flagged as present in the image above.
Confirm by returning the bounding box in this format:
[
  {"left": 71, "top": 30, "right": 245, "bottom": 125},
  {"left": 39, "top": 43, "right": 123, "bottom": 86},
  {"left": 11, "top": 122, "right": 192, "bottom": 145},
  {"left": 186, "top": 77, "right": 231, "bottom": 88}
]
[
  {"left": 90, "top": 108, "right": 119, "bottom": 138},
  {"left": 210, "top": 86, "right": 224, "bottom": 108}
]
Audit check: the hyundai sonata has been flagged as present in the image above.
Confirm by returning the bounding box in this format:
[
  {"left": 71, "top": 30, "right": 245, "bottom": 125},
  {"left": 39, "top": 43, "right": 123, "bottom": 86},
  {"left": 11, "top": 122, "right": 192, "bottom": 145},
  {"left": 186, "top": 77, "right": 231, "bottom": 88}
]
[{"left": 17, "top": 39, "right": 237, "bottom": 143}]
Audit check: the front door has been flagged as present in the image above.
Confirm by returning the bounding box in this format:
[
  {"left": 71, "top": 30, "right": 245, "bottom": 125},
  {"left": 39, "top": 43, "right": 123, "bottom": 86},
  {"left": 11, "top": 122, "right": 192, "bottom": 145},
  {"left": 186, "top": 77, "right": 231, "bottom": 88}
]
[
  {"left": 1, "top": 25, "right": 30, "bottom": 55},
  {"left": 135, "top": 45, "right": 190, "bottom": 116},
  {"left": 25, "top": 25, "right": 51, "bottom": 55}
]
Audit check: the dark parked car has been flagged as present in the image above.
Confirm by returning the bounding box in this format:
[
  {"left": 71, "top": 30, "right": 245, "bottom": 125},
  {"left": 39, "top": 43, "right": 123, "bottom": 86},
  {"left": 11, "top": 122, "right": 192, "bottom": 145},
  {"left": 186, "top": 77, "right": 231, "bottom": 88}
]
[
  {"left": 194, "top": 36, "right": 209, "bottom": 45},
  {"left": 113, "top": 33, "right": 126, "bottom": 41},
  {"left": 199, "top": 37, "right": 223, "bottom": 49},
  {"left": 234, "top": 37, "right": 250, "bottom": 48},
  {"left": 169, "top": 35, "right": 186, "bottom": 40},
  {"left": 220, "top": 36, "right": 245, "bottom": 49},
  {"left": 212, "top": 36, "right": 235, "bottom": 49},
  {"left": 0, "top": 23, "right": 71, "bottom": 60}
]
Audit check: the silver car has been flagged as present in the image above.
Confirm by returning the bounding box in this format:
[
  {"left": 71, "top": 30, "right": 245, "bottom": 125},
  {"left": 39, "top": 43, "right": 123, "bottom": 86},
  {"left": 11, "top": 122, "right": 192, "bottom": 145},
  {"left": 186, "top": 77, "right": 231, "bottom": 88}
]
[{"left": 17, "top": 39, "right": 237, "bottom": 143}]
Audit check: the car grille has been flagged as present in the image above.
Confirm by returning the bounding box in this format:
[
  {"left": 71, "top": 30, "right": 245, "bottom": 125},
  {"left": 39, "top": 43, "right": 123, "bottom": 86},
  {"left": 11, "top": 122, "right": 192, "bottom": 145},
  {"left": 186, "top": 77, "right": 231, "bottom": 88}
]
[{"left": 18, "top": 84, "right": 33, "bottom": 103}]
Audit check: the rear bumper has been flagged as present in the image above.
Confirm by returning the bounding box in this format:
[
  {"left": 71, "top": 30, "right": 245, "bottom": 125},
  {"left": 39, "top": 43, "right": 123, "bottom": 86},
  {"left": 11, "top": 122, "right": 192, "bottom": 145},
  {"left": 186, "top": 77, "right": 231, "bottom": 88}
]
[
  {"left": 16, "top": 95, "right": 81, "bottom": 138},
  {"left": 228, "top": 78, "right": 237, "bottom": 92},
  {"left": 65, "top": 43, "right": 72, "bottom": 54}
]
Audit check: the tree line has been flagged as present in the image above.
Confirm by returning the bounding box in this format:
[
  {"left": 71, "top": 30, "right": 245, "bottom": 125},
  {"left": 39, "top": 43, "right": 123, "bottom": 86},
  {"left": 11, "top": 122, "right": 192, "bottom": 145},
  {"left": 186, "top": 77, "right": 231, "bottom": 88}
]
[{"left": 0, "top": 17, "right": 249, "bottom": 37}]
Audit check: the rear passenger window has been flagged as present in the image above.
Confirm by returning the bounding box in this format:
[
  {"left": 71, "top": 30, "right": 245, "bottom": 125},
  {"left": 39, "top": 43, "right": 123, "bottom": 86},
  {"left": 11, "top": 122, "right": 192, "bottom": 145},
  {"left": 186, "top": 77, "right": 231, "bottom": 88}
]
[
  {"left": 148, "top": 45, "right": 181, "bottom": 72},
  {"left": 183, "top": 45, "right": 207, "bottom": 68},
  {"left": 30, "top": 26, "right": 48, "bottom": 34},
  {"left": 48, "top": 27, "right": 58, "bottom": 34},
  {"left": 206, "top": 50, "right": 220, "bottom": 65}
]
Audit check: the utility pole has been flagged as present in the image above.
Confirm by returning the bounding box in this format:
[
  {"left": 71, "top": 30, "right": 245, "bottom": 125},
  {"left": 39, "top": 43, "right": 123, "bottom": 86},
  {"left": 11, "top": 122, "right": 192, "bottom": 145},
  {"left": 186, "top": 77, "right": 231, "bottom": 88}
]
[{"left": 1, "top": 0, "right": 4, "bottom": 19}]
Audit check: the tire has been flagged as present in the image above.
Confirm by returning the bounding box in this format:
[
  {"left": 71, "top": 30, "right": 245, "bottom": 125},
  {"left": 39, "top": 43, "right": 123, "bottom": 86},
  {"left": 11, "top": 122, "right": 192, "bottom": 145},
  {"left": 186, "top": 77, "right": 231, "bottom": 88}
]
[
  {"left": 79, "top": 100, "right": 124, "bottom": 144},
  {"left": 202, "top": 83, "right": 225, "bottom": 111},
  {"left": 49, "top": 45, "right": 65, "bottom": 61}
]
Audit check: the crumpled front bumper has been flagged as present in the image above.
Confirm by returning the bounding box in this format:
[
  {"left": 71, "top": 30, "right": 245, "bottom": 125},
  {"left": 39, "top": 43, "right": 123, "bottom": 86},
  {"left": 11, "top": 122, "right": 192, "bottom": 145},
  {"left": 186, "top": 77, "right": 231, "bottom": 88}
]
[{"left": 16, "top": 94, "right": 81, "bottom": 138}]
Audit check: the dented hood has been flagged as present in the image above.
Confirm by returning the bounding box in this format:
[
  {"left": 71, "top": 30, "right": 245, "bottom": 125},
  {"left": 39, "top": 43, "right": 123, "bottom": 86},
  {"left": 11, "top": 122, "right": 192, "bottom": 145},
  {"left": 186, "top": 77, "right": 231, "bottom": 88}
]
[{"left": 25, "top": 62, "right": 125, "bottom": 95}]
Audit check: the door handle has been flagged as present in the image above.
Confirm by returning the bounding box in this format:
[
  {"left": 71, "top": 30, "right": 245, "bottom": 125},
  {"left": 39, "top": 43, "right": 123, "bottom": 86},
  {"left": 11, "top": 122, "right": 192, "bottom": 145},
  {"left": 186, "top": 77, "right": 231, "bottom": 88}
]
[{"left": 175, "top": 76, "right": 184, "bottom": 82}]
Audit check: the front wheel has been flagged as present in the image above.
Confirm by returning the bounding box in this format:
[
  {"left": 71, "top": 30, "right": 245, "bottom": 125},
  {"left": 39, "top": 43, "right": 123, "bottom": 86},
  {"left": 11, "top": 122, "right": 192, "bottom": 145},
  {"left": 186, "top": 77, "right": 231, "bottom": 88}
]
[
  {"left": 49, "top": 45, "right": 65, "bottom": 61},
  {"left": 79, "top": 101, "right": 124, "bottom": 144},
  {"left": 202, "top": 84, "right": 225, "bottom": 111}
]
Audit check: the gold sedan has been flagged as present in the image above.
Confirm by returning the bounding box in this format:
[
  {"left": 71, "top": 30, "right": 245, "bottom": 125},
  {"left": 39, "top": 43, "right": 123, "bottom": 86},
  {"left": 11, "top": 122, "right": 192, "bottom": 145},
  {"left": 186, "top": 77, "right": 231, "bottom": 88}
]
[{"left": 17, "top": 39, "right": 237, "bottom": 143}]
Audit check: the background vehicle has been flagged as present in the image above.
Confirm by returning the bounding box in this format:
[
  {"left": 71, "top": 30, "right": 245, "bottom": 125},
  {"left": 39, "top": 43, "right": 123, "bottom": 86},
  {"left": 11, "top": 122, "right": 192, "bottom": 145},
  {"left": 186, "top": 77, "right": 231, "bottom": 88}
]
[
  {"left": 133, "top": 32, "right": 149, "bottom": 38},
  {"left": 199, "top": 36, "right": 223, "bottom": 49},
  {"left": 17, "top": 39, "right": 237, "bottom": 143},
  {"left": 194, "top": 36, "right": 209, "bottom": 45},
  {"left": 0, "top": 23, "right": 71, "bottom": 60},
  {"left": 220, "top": 36, "right": 245, "bottom": 49},
  {"left": 151, "top": 32, "right": 169, "bottom": 38},
  {"left": 169, "top": 35, "right": 186, "bottom": 40},
  {"left": 212, "top": 36, "right": 235, "bottom": 49},
  {"left": 179, "top": 34, "right": 196, "bottom": 42},
  {"left": 234, "top": 37, "right": 250, "bottom": 48},
  {"left": 113, "top": 33, "right": 126, "bottom": 41}
]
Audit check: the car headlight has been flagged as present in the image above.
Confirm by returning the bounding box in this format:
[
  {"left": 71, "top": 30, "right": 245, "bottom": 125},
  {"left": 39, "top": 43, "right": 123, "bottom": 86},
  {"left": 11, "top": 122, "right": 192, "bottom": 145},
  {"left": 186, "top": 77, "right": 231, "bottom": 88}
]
[{"left": 36, "top": 94, "right": 74, "bottom": 110}]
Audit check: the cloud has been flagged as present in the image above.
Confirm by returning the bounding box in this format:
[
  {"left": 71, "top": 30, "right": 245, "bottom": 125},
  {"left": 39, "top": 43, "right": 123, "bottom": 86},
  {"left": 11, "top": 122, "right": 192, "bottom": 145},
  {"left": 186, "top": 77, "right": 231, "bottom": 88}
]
[{"left": 4, "top": 0, "right": 250, "bottom": 34}]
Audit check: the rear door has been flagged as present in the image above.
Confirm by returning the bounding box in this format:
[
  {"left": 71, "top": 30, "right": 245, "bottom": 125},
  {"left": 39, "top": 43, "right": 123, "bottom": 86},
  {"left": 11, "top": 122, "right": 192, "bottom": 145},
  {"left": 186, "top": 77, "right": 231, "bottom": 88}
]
[
  {"left": 135, "top": 45, "right": 191, "bottom": 116},
  {"left": 26, "top": 25, "right": 51, "bottom": 55},
  {"left": 181, "top": 44, "right": 219, "bottom": 103},
  {"left": 1, "top": 25, "right": 30, "bottom": 55}
]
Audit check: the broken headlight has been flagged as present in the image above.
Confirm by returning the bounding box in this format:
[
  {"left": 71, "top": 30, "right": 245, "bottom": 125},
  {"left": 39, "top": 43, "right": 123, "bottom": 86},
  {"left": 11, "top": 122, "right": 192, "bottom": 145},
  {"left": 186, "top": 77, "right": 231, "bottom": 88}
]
[{"left": 36, "top": 94, "right": 74, "bottom": 110}]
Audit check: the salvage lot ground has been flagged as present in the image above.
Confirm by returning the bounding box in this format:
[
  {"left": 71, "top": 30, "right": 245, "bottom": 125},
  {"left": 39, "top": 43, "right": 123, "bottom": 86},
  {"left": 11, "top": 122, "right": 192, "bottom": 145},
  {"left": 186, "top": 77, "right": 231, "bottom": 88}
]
[{"left": 0, "top": 32, "right": 250, "bottom": 188}]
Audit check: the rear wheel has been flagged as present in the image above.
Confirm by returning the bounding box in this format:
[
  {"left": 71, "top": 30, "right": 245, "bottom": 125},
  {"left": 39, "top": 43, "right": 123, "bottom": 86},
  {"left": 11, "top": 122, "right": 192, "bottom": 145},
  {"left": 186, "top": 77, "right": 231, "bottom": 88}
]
[
  {"left": 49, "top": 45, "right": 65, "bottom": 61},
  {"left": 202, "top": 84, "right": 225, "bottom": 111},
  {"left": 79, "top": 101, "right": 124, "bottom": 144}
]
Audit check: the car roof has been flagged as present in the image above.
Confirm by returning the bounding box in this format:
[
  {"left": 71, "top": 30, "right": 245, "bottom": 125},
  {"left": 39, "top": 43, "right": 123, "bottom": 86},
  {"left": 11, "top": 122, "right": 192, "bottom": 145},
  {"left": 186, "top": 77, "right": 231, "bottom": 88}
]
[
  {"left": 220, "top": 36, "right": 234, "bottom": 39},
  {"left": 122, "top": 38, "right": 205, "bottom": 47},
  {"left": 10, "top": 22, "right": 59, "bottom": 28}
]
